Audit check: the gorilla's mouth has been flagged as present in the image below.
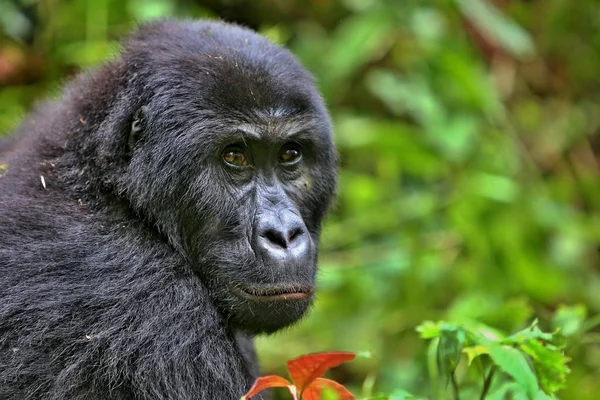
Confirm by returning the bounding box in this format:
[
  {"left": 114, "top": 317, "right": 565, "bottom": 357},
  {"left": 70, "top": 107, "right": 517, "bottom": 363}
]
[{"left": 231, "top": 285, "right": 314, "bottom": 301}]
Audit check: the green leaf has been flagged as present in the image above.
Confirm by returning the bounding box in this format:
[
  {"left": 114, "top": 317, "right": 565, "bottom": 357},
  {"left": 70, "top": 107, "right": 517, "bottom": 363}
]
[
  {"left": 366, "top": 70, "right": 444, "bottom": 124},
  {"left": 127, "top": 0, "right": 175, "bottom": 20},
  {"left": 469, "top": 173, "right": 518, "bottom": 203},
  {"left": 325, "top": 9, "right": 394, "bottom": 84},
  {"left": 486, "top": 342, "right": 539, "bottom": 399},
  {"left": 462, "top": 345, "right": 489, "bottom": 365},
  {"left": 509, "top": 320, "right": 554, "bottom": 344},
  {"left": 438, "top": 327, "right": 466, "bottom": 377},
  {"left": 389, "top": 388, "right": 418, "bottom": 399},
  {"left": 416, "top": 321, "right": 442, "bottom": 339},
  {"left": 56, "top": 41, "right": 118, "bottom": 67},
  {"left": 456, "top": 0, "right": 535, "bottom": 58},
  {"left": 460, "top": 320, "right": 506, "bottom": 343},
  {"left": 519, "top": 340, "right": 570, "bottom": 394},
  {"left": 553, "top": 304, "right": 587, "bottom": 337}
]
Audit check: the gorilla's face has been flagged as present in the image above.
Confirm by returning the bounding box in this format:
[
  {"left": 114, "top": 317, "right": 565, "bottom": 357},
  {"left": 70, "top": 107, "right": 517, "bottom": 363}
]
[
  {"left": 186, "top": 120, "right": 333, "bottom": 334},
  {"left": 119, "top": 29, "right": 337, "bottom": 334}
]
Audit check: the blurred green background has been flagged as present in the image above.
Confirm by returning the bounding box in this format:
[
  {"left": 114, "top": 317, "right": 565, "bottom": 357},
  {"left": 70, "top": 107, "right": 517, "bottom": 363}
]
[{"left": 1, "top": 0, "right": 599, "bottom": 399}]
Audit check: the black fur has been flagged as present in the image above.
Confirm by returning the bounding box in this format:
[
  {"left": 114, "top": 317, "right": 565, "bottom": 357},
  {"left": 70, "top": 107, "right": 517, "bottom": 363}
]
[{"left": 0, "top": 20, "right": 337, "bottom": 399}]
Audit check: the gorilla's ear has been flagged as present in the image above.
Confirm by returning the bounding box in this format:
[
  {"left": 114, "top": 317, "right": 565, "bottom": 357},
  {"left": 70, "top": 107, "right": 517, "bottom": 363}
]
[{"left": 128, "top": 106, "right": 148, "bottom": 153}]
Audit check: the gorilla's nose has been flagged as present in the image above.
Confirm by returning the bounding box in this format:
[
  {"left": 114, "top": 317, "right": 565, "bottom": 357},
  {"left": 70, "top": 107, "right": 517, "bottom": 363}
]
[{"left": 256, "top": 211, "right": 312, "bottom": 267}]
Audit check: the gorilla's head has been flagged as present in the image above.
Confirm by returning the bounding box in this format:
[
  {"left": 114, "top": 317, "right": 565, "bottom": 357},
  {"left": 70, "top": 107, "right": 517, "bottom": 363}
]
[{"left": 103, "top": 21, "right": 337, "bottom": 334}]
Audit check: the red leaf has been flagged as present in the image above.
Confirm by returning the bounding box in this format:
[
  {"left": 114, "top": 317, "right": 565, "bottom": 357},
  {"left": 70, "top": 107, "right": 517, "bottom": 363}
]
[
  {"left": 241, "top": 375, "right": 295, "bottom": 400},
  {"left": 302, "top": 377, "right": 355, "bottom": 400},
  {"left": 286, "top": 351, "right": 356, "bottom": 393}
]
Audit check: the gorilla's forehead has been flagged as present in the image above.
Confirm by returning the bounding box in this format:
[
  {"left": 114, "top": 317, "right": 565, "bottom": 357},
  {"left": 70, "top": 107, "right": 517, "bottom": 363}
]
[
  {"left": 194, "top": 53, "right": 318, "bottom": 118},
  {"left": 128, "top": 21, "right": 323, "bottom": 118}
]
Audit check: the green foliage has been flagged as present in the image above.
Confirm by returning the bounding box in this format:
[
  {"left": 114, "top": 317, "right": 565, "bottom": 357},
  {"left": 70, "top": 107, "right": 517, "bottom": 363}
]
[
  {"left": 415, "top": 319, "right": 569, "bottom": 399},
  {"left": 2, "top": 0, "right": 600, "bottom": 399}
]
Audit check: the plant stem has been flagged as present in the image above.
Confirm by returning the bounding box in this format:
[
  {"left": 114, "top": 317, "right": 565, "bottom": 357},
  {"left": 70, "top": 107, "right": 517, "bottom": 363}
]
[
  {"left": 480, "top": 366, "right": 497, "bottom": 400},
  {"left": 451, "top": 372, "right": 460, "bottom": 400}
]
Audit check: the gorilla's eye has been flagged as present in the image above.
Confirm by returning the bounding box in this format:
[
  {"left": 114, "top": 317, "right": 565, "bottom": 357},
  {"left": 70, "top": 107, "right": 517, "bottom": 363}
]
[
  {"left": 222, "top": 148, "right": 249, "bottom": 168},
  {"left": 279, "top": 143, "right": 302, "bottom": 165}
]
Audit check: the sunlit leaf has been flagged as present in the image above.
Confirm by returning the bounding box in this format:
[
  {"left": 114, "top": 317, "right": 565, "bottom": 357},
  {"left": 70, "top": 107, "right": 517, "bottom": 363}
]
[
  {"left": 519, "top": 340, "right": 570, "bottom": 394},
  {"left": 469, "top": 173, "right": 518, "bottom": 203},
  {"left": 127, "top": 0, "right": 175, "bottom": 20},
  {"left": 553, "top": 304, "right": 587, "bottom": 337},
  {"left": 389, "top": 388, "right": 419, "bottom": 399},
  {"left": 416, "top": 321, "right": 442, "bottom": 339},
  {"left": 509, "top": 320, "right": 553, "bottom": 343},
  {"left": 463, "top": 345, "right": 489, "bottom": 365},
  {"left": 323, "top": 8, "right": 394, "bottom": 95},
  {"left": 56, "top": 41, "right": 118, "bottom": 67},
  {"left": 456, "top": 0, "right": 535, "bottom": 58}
]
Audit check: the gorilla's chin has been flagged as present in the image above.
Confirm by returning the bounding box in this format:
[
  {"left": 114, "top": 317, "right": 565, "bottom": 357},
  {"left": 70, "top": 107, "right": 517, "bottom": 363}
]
[{"left": 226, "top": 285, "right": 314, "bottom": 334}]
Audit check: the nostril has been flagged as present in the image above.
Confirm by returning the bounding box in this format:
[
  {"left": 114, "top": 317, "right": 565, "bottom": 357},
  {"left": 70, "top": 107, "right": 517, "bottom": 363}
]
[
  {"left": 263, "top": 229, "right": 287, "bottom": 249},
  {"left": 288, "top": 227, "right": 303, "bottom": 243}
]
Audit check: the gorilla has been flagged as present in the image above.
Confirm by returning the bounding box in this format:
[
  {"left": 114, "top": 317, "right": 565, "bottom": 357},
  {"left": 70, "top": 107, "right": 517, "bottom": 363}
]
[{"left": 0, "top": 20, "right": 337, "bottom": 399}]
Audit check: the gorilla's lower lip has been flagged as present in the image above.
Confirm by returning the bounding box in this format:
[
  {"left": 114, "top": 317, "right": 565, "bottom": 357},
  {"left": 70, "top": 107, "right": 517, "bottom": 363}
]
[{"left": 230, "top": 285, "right": 314, "bottom": 301}]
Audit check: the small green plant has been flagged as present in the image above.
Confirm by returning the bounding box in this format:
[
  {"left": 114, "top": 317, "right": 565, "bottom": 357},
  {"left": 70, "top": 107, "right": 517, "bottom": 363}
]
[{"left": 415, "top": 319, "right": 569, "bottom": 400}]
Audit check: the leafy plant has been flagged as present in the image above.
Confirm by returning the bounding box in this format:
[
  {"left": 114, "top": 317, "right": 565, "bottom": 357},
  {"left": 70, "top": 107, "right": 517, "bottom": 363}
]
[
  {"left": 416, "top": 320, "right": 569, "bottom": 400},
  {"left": 241, "top": 352, "right": 356, "bottom": 400}
]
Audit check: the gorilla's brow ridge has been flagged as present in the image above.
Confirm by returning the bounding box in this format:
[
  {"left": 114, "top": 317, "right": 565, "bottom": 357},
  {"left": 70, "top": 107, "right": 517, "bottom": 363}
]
[
  {"left": 233, "top": 125, "right": 261, "bottom": 140},
  {"left": 233, "top": 120, "right": 316, "bottom": 143}
]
